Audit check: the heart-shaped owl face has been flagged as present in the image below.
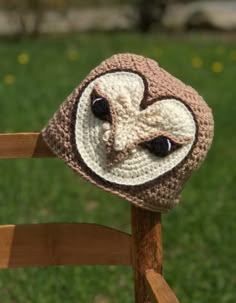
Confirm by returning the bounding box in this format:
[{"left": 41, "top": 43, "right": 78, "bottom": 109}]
[{"left": 42, "top": 54, "right": 214, "bottom": 213}]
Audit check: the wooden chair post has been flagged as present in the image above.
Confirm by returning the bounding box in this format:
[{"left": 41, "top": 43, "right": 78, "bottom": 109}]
[{"left": 131, "top": 206, "right": 162, "bottom": 303}]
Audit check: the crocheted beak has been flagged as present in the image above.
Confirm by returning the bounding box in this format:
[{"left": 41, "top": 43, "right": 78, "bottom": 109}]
[{"left": 105, "top": 137, "right": 135, "bottom": 168}]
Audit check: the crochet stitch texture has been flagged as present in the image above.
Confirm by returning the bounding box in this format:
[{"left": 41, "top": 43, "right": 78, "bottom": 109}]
[{"left": 42, "top": 53, "right": 214, "bottom": 213}]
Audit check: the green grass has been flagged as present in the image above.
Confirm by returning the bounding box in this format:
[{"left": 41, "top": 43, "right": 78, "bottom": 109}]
[{"left": 0, "top": 33, "right": 235, "bottom": 303}]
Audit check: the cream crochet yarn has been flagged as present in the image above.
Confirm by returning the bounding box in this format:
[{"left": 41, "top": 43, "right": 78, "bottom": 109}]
[{"left": 42, "top": 53, "right": 214, "bottom": 213}]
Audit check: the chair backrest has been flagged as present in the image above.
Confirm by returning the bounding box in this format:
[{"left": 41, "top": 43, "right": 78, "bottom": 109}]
[{"left": 0, "top": 132, "right": 179, "bottom": 303}]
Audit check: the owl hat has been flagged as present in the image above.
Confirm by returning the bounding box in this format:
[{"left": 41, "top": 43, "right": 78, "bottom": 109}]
[{"left": 42, "top": 54, "right": 214, "bottom": 213}]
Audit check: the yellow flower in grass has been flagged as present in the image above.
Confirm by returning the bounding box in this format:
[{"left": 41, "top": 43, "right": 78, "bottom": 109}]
[
  {"left": 67, "top": 49, "right": 79, "bottom": 61},
  {"left": 229, "top": 50, "right": 236, "bottom": 61},
  {"left": 191, "top": 56, "right": 203, "bottom": 68},
  {"left": 211, "top": 61, "right": 224, "bottom": 73},
  {"left": 18, "top": 53, "right": 29, "bottom": 65},
  {"left": 3, "top": 74, "right": 15, "bottom": 85}
]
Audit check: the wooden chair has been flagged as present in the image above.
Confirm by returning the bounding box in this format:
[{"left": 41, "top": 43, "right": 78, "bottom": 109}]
[{"left": 0, "top": 132, "right": 180, "bottom": 303}]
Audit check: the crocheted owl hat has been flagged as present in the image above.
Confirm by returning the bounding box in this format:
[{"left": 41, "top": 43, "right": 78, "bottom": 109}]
[{"left": 42, "top": 53, "right": 214, "bottom": 213}]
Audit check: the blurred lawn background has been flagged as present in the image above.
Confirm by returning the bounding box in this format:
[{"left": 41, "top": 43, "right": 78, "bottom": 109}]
[{"left": 0, "top": 33, "right": 235, "bottom": 303}]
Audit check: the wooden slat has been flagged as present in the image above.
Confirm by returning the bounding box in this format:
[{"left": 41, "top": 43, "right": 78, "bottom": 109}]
[
  {"left": 145, "top": 270, "right": 180, "bottom": 303},
  {"left": 0, "top": 133, "right": 54, "bottom": 159},
  {"left": 0, "top": 223, "right": 131, "bottom": 268}
]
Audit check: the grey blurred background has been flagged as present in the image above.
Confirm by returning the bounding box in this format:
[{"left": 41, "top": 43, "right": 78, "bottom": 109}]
[{"left": 0, "top": 0, "right": 235, "bottom": 37}]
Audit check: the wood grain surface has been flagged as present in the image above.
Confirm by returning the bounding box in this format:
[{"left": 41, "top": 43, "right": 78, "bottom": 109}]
[
  {"left": 131, "top": 206, "right": 163, "bottom": 303},
  {"left": 0, "top": 223, "right": 131, "bottom": 268},
  {"left": 0, "top": 133, "right": 54, "bottom": 158},
  {"left": 145, "top": 270, "right": 180, "bottom": 303}
]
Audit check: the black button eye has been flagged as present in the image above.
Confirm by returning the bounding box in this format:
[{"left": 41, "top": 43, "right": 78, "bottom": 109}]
[
  {"left": 91, "top": 90, "right": 111, "bottom": 122},
  {"left": 143, "top": 136, "right": 179, "bottom": 158}
]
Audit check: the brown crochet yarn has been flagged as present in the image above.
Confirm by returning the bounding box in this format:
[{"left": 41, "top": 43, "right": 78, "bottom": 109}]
[{"left": 41, "top": 53, "right": 214, "bottom": 213}]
